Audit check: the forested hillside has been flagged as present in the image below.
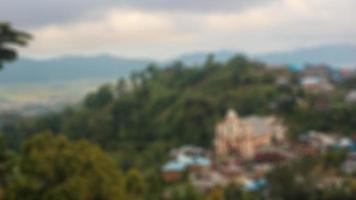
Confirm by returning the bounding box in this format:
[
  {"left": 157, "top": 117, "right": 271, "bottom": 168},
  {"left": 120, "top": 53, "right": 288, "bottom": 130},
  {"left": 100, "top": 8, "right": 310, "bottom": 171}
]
[
  {"left": 3, "top": 55, "right": 356, "bottom": 155},
  {"left": 1, "top": 55, "right": 356, "bottom": 199}
]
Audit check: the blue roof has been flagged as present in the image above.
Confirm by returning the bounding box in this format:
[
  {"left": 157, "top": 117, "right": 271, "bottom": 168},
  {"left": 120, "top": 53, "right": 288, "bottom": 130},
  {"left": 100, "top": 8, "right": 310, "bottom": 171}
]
[
  {"left": 288, "top": 63, "right": 305, "bottom": 72},
  {"left": 162, "top": 161, "right": 186, "bottom": 172},
  {"left": 162, "top": 155, "right": 211, "bottom": 172},
  {"left": 192, "top": 157, "right": 211, "bottom": 166},
  {"left": 177, "top": 154, "right": 211, "bottom": 167},
  {"left": 300, "top": 76, "right": 322, "bottom": 85},
  {"left": 177, "top": 154, "right": 194, "bottom": 166},
  {"left": 244, "top": 178, "right": 267, "bottom": 191}
]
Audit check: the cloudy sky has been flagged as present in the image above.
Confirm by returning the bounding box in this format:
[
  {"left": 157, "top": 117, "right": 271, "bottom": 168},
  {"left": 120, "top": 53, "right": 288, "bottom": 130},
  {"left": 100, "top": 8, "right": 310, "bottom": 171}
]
[{"left": 1, "top": 0, "right": 356, "bottom": 60}]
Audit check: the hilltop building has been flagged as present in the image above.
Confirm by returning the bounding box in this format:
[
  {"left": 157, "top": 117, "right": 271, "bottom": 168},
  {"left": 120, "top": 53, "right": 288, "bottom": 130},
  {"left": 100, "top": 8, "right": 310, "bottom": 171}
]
[{"left": 214, "top": 109, "right": 285, "bottom": 159}]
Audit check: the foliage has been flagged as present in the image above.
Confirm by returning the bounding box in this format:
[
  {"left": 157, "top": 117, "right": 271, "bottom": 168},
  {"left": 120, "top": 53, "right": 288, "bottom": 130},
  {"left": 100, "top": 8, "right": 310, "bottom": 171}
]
[
  {"left": 3, "top": 132, "right": 126, "bottom": 200},
  {"left": 124, "top": 169, "right": 146, "bottom": 199},
  {"left": 0, "top": 23, "right": 31, "bottom": 69},
  {"left": 323, "top": 149, "right": 348, "bottom": 168},
  {"left": 205, "top": 186, "right": 224, "bottom": 200},
  {"left": 84, "top": 84, "right": 114, "bottom": 109},
  {"left": 1, "top": 54, "right": 356, "bottom": 199},
  {"left": 4, "top": 55, "right": 356, "bottom": 151}
]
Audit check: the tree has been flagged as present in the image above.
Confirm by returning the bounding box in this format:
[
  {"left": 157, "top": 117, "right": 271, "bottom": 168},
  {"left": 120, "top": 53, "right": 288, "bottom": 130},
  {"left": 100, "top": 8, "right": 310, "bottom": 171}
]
[
  {"left": 183, "top": 183, "right": 202, "bottom": 200},
  {"left": 116, "top": 78, "right": 128, "bottom": 97},
  {"left": 169, "top": 183, "right": 202, "bottom": 200},
  {"left": 224, "top": 183, "right": 243, "bottom": 200},
  {"left": 204, "top": 54, "right": 218, "bottom": 70},
  {"left": 0, "top": 23, "right": 31, "bottom": 69},
  {"left": 267, "top": 165, "right": 315, "bottom": 200},
  {"left": 323, "top": 149, "right": 347, "bottom": 168},
  {"left": 146, "top": 63, "right": 159, "bottom": 79},
  {"left": 124, "top": 169, "right": 146, "bottom": 199},
  {"left": 0, "top": 134, "right": 11, "bottom": 189},
  {"left": 4, "top": 132, "right": 126, "bottom": 200},
  {"left": 205, "top": 186, "right": 224, "bottom": 200},
  {"left": 84, "top": 84, "right": 114, "bottom": 109}
]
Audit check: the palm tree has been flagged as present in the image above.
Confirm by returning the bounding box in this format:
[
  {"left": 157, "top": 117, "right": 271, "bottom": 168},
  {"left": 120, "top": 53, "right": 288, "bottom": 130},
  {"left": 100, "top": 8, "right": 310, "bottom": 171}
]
[{"left": 0, "top": 22, "right": 31, "bottom": 69}]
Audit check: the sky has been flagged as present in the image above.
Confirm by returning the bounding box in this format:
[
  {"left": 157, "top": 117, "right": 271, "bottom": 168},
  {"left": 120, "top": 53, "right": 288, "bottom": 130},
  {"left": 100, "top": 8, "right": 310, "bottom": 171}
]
[{"left": 1, "top": 0, "right": 356, "bottom": 60}]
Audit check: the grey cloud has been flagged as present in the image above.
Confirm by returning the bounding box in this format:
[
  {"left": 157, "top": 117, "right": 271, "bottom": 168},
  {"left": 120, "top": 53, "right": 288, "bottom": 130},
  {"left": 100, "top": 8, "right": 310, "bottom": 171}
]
[
  {"left": 0, "top": 0, "right": 114, "bottom": 28},
  {"left": 0, "top": 0, "right": 275, "bottom": 28},
  {"left": 120, "top": 0, "right": 273, "bottom": 11}
]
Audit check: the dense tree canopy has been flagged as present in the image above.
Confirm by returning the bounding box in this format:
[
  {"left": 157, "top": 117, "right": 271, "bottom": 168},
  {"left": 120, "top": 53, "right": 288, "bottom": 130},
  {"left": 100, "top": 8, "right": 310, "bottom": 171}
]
[{"left": 3, "top": 132, "right": 126, "bottom": 200}]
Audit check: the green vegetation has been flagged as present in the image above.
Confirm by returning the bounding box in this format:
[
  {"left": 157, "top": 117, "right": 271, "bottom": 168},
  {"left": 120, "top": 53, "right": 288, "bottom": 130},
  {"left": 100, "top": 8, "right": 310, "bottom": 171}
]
[
  {"left": 3, "top": 132, "right": 126, "bottom": 200},
  {"left": 267, "top": 157, "right": 356, "bottom": 200},
  {"left": 3, "top": 55, "right": 356, "bottom": 149},
  {"left": 0, "top": 23, "right": 31, "bottom": 69},
  {"left": 1, "top": 54, "right": 356, "bottom": 199}
]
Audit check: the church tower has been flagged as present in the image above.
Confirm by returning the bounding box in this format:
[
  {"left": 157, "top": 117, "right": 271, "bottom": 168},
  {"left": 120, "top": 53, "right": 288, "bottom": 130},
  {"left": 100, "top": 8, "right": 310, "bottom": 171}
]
[
  {"left": 214, "top": 109, "right": 255, "bottom": 159},
  {"left": 214, "top": 109, "right": 241, "bottom": 156}
]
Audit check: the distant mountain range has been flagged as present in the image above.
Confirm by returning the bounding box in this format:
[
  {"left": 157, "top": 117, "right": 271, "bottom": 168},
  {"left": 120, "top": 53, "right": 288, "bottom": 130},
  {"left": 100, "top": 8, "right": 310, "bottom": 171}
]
[
  {"left": 0, "top": 55, "right": 151, "bottom": 84},
  {"left": 256, "top": 44, "right": 356, "bottom": 67},
  {"left": 179, "top": 44, "right": 356, "bottom": 67},
  {"left": 1, "top": 44, "right": 355, "bottom": 84}
]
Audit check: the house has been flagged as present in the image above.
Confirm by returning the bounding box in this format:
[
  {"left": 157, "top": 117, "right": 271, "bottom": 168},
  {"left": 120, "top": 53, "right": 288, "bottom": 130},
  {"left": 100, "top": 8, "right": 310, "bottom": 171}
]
[
  {"left": 243, "top": 178, "right": 268, "bottom": 192},
  {"left": 161, "top": 161, "right": 185, "bottom": 182},
  {"left": 298, "top": 131, "right": 337, "bottom": 152},
  {"left": 340, "top": 68, "right": 356, "bottom": 80},
  {"left": 254, "top": 151, "right": 290, "bottom": 164},
  {"left": 338, "top": 137, "right": 353, "bottom": 149},
  {"left": 300, "top": 76, "right": 333, "bottom": 92},
  {"left": 292, "top": 142, "right": 319, "bottom": 156},
  {"left": 214, "top": 109, "right": 286, "bottom": 159},
  {"left": 287, "top": 63, "right": 305, "bottom": 72},
  {"left": 161, "top": 146, "right": 211, "bottom": 182},
  {"left": 345, "top": 90, "right": 356, "bottom": 103},
  {"left": 169, "top": 145, "right": 204, "bottom": 158},
  {"left": 342, "top": 153, "right": 356, "bottom": 174},
  {"left": 317, "top": 176, "right": 344, "bottom": 189},
  {"left": 275, "top": 76, "right": 290, "bottom": 87},
  {"left": 190, "top": 171, "right": 228, "bottom": 192},
  {"left": 187, "top": 156, "right": 212, "bottom": 173},
  {"left": 301, "top": 76, "right": 321, "bottom": 86},
  {"left": 302, "top": 64, "right": 332, "bottom": 79},
  {"left": 218, "top": 160, "right": 244, "bottom": 177}
]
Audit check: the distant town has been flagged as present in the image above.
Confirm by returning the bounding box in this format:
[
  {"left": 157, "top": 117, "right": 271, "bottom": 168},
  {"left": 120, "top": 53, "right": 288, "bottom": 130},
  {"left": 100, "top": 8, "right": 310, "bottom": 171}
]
[
  {"left": 160, "top": 63, "right": 356, "bottom": 194},
  {"left": 161, "top": 109, "right": 356, "bottom": 192}
]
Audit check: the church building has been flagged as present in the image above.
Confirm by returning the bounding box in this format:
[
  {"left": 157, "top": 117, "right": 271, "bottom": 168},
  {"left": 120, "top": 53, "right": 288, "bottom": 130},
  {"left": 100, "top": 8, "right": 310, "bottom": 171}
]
[{"left": 214, "top": 109, "right": 285, "bottom": 159}]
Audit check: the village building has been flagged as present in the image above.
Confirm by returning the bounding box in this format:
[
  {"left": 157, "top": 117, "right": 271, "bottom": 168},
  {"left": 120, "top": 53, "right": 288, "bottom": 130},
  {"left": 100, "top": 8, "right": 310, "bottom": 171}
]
[
  {"left": 342, "top": 153, "right": 356, "bottom": 174},
  {"left": 190, "top": 171, "right": 228, "bottom": 192},
  {"left": 302, "top": 64, "right": 332, "bottom": 79},
  {"left": 300, "top": 76, "right": 333, "bottom": 92},
  {"left": 214, "top": 109, "right": 285, "bottom": 159},
  {"left": 161, "top": 145, "right": 211, "bottom": 182},
  {"left": 298, "top": 131, "right": 338, "bottom": 153},
  {"left": 345, "top": 90, "right": 356, "bottom": 103},
  {"left": 275, "top": 76, "right": 290, "bottom": 87},
  {"left": 243, "top": 178, "right": 268, "bottom": 192},
  {"left": 161, "top": 161, "right": 185, "bottom": 182},
  {"left": 254, "top": 147, "right": 292, "bottom": 164},
  {"left": 287, "top": 63, "right": 305, "bottom": 72}
]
